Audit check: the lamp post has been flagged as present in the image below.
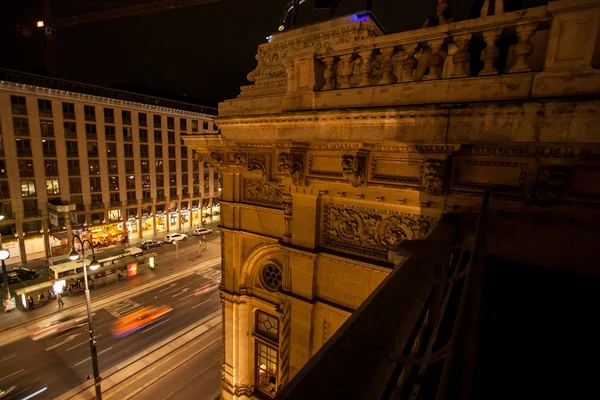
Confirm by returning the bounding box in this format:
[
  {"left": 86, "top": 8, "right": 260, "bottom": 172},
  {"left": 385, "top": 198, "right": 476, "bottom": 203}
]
[
  {"left": 69, "top": 235, "right": 102, "bottom": 400},
  {"left": 0, "top": 214, "right": 9, "bottom": 302}
]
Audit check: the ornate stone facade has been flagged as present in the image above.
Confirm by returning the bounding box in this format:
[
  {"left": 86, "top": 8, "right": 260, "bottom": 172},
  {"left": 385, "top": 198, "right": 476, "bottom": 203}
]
[{"left": 182, "top": 2, "right": 600, "bottom": 399}]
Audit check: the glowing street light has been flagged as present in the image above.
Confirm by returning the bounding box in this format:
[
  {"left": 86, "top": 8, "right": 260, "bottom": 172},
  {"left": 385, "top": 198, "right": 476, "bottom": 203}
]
[{"left": 69, "top": 235, "right": 102, "bottom": 399}]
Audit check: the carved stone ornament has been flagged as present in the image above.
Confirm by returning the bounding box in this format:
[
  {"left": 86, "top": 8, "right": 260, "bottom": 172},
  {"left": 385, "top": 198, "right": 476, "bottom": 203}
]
[
  {"left": 282, "top": 198, "right": 293, "bottom": 216},
  {"left": 277, "top": 152, "right": 291, "bottom": 172},
  {"left": 341, "top": 155, "right": 365, "bottom": 187},
  {"left": 233, "top": 152, "right": 248, "bottom": 167},
  {"left": 290, "top": 162, "right": 305, "bottom": 186},
  {"left": 322, "top": 203, "right": 437, "bottom": 259},
  {"left": 528, "top": 166, "right": 570, "bottom": 207},
  {"left": 422, "top": 159, "right": 446, "bottom": 196},
  {"left": 209, "top": 152, "right": 224, "bottom": 168},
  {"left": 247, "top": 160, "right": 267, "bottom": 179},
  {"left": 241, "top": 178, "right": 284, "bottom": 208}
]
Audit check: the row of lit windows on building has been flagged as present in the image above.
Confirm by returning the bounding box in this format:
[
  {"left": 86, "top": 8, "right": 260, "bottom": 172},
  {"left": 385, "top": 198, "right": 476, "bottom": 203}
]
[
  {"left": 10, "top": 95, "right": 217, "bottom": 132},
  {"left": 10, "top": 117, "right": 187, "bottom": 145},
  {"left": 11, "top": 137, "right": 190, "bottom": 159}
]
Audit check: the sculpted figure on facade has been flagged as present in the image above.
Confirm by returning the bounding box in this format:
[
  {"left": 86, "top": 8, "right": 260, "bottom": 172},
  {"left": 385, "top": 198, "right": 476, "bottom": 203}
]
[
  {"left": 341, "top": 155, "right": 365, "bottom": 187},
  {"left": 233, "top": 152, "right": 248, "bottom": 167},
  {"left": 422, "top": 159, "right": 446, "bottom": 196},
  {"left": 290, "top": 162, "right": 305, "bottom": 186},
  {"left": 209, "top": 152, "right": 224, "bottom": 169},
  {"left": 277, "top": 152, "right": 291, "bottom": 172}
]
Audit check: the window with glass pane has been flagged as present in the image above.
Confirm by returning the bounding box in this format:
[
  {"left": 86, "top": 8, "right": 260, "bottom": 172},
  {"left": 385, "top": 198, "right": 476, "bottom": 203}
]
[
  {"left": 140, "top": 145, "right": 149, "bottom": 158},
  {"left": 91, "top": 194, "right": 102, "bottom": 205},
  {"left": 44, "top": 160, "right": 59, "bottom": 176},
  {"left": 69, "top": 178, "right": 82, "bottom": 194},
  {"left": 0, "top": 181, "right": 10, "bottom": 199},
  {"left": 64, "top": 121, "right": 77, "bottom": 138},
  {"left": 256, "top": 342, "right": 278, "bottom": 396},
  {"left": 0, "top": 137, "right": 4, "bottom": 157},
  {"left": 13, "top": 117, "right": 29, "bottom": 136},
  {"left": 256, "top": 311, "right": 279, "bottom": 342},
  {"left": 11, "top": 95, "right": 27, "bottom": 115},
  {"left": 154, "top": 130, "right": 162, "bottom": 142},
  {"left": 86, "top": 123, "right": 97, "bottom": 139},
  {"left": 87, "top": 142, "right": 99, "bottom": 157},
  {"left": 42, "top": 139, "right": 56, "bottom": 157},
  {"left": 142, "top": 190, "right": 151, "bottom": 199},
  {"left": 105, "top": 125, "right": 116, "bottom": 141},
  {"left": 191, "top": 120, "right": 198, "bottom": 132},
  {"left": 139, "top": 129, "right": 148, "bottom": 143},
  {"left": 104, "top": 108, "right": 114, "bottom": 123},
  {"left": 65, "top": 141, "right": 78, "bottom": 157},
  {"left": 0, "top": 161, "right": 6, "bottom": 179},
  {"left": 155, "top": 160, "right": 164, "bottom": 173},
  {"left": 18, "top": 159, "right": 34, "bottom": 177},
  {"left": 167, "top": 116, "right": 174, "bottom": 129},
  {"left": 84, "top": 105, "right": 96, "bottom": 121},
  {"left": 90, "top": 177, "right": 102, "bottom": 192},
  {"left": 21, "top": 180, "right": 36, "bottom": 197},
  {"left": 192, "top": 173, "right": 199, "bottom": 185},
  {"left": 153, "top": 115, "right": 161, "bottom": 128},
  {"left": 106, "top": 142, "right": 117, "bottom": 158},
  {"left": 154, "top": 145, "right": 163, "bottom": 158},
  {"left": 39, "top": 120, "right": 54, "bottom": 138},
  {"left": 91, "top": 211, "right": 103, "bottom": 222},
  {"left": 180, "top": 119, "right": 187, "bottom": 131},
  {"left": 62, "top": 102, "right": 75, "bottom": 119},
  {"left": 110, "top": 192, "right": 120, "bottom": 202},
  {"left": 156, "top": 174, "right": 164, "bottom": 187},
  {"left": 168, "top": 146, "right": 176, "bottom": 158},
  {"left": 141, "top": 175, "right": 151, "bottom": 188},
  {"left": 89, "top": 160, "right": 101, "bottom": 175},
  {"left": 123, "top": 143, "right": 134, "bottom": 158},
  {"left": 168, "top": 160, "right": 176, "bottom": 173},
  {"left": 123, "top": 127, "right": 133, "bottom": 142},
  {"left": 125, "top": 160, "right": 135, "bottom": 174},
  {"left": 127, "top": 191, "right": 136, "bottom": 201},
  {"left": 181, "top": 160, "right": 188, "bottom": 172},
  {"left": 169, "top": 187, "right": 177, "bottom": 197},
  {"left": 169, "top": 174, "right": 177, "bottom": 187},
  {"left": 126, "top": 176, "right": 136, "bottom": 189},
  {"left": 46, "top": 179, "right": 60, "bottom": 195},
  {"left": 181, "top": 173, "right": 188, "bottom": 186},
  {"left": 107, "top": 159, "right": 119, "bottom": 174},
  {"left": 140, "top": 160, "right": 150, "bottom": 173},
  {"left": 168, "top": 131, "right": 175, "bottom": 144},
  {"left": 139, "top": 113, "right": 147, "bottom": 127},
  {"left": 109, "top": 176, "right": 119, "bottom": 191},
  {"left": 122, "top": 110, "right": 131, "bottom": 125},
  {"left": 68, "top": 160, "right": 80, "bottom": 176},
  {"left": 37, "top": 99, "right": 52, "bottom": 117},
  {"left": 70, "top": 195, "right": 83, "bottom": 205}
]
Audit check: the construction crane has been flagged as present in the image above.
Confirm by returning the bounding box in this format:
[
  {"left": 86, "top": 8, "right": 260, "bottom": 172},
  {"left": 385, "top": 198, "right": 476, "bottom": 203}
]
[{"left": 24, "top": 0, "right": 221, "bottom": 75}]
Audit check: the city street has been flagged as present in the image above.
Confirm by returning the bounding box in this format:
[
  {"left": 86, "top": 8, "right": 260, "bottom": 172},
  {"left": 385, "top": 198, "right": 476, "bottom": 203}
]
[{"left": 0, "top": 264, "right": 221, "bottom": 399}]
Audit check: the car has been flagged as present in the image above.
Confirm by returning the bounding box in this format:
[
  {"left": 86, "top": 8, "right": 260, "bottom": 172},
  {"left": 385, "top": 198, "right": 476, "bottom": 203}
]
[
  {"left": 164, "top": 233, "right": 188, "bottom": 243},
  {"left": 192, "top": 228, "right": 213, "bottom": 236},
  {"left": 14, "top": 267, "right": 40, "bottom": 281},
  {"left": 0, "top": 272, "right": 19, "bottom": 287},
  {"left": 140, "top": 240, "right": 163, "bottom": 250},
  {"left": 0, "top": 386, "right": 15, "bottom": 398},
  {"left": 31, "top": 315, "right": 89, "bottom": 341},
  {"left": 111, "top": 305, "right": 173, "bottom": 338}
]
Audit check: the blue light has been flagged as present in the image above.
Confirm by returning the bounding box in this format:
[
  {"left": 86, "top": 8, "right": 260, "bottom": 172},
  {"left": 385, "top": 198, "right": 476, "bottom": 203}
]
[{"left": 352, "top": 14, "right": 358, "bottom": 21}]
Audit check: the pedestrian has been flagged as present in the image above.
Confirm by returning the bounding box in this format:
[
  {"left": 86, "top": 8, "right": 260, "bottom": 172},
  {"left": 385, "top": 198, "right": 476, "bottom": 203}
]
[
  {"left": 48, "top": 290, "right": 54, "bottom": 300},
  {"left": 39, "top": 292, "right": 45, "bottom": 302},
  {"left": 57, "top": 292, "right": 64, "bottom": 308},
  {"left": 27, "top": 295, "right": 34, "bottom": 311}
]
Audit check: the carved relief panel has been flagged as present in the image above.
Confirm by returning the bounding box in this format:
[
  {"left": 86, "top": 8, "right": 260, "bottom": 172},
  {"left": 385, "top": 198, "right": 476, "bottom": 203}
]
[
  {"left": 321, "top": 202, "right": 437, "bottom": 259},
  {"left": 241, "top": 177, "right": 285, "bottom": 208}
]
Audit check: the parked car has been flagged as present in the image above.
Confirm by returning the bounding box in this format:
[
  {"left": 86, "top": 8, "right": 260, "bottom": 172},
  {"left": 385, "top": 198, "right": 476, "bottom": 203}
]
[
  {"left": 164, "top": 233, "right": 188, "bottom": 243},
  {"left": 193, "top": 228, "right": 213, "bottom": 236},
  {"left": 14, "top": 267, "right": 39, "bottom": 281},
  {"left": 140, "top": 240, "right": 163, "bottom": 250},
  {"left": 0, "top": 272, "right": 19, "bottom": 287}
]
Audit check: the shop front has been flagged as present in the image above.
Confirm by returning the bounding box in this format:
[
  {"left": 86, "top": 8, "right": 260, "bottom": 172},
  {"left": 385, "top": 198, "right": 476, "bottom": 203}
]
[
  {"left": 127, "top": 218, "right": 139, "bottom": 238},
  {"left": 192, "top": 209, "right": 201, "bottom": 227},
  {"left": 180, "top": 210, "right": 190, "bottom": 230},
  {"left": 169, "top": 212, "right": 179, "bottom": 231},
  {"left": 142, "top": 216, "right": 154, "bottom": 236},
  {"left": 86, "top": 222, "right": 127, "bottom": 247},
  {"left": 156, "top": 214, "right": 167, "bottom": 233}
]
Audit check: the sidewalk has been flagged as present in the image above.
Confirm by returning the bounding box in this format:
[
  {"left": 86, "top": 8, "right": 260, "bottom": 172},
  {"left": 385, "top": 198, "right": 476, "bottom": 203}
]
[{"left": 0, "top": 235, "right": 221, "bottom": 334}]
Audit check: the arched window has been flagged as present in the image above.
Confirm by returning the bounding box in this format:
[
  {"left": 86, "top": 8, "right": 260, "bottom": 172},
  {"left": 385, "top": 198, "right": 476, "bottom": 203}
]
[{"left": 260, "top": 264, "right": 282, "bottom": 291}]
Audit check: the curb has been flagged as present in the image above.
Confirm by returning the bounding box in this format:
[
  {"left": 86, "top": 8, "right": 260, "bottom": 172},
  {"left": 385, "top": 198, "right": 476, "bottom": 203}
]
[
  {"left": 57, "top": 309, "right": 222, "bottom": 400},
  {"left": 0, "top": 255, "right": 221, "bottom": 346}
]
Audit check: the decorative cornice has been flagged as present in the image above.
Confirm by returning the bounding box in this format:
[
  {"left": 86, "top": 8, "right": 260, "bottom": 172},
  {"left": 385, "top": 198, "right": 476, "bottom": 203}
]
[
  {"left": 318, "top": 253, "right": 391, "bottom": 274},
  {"left": 0, "top": 81, "right": 215, "bottom": 119}
]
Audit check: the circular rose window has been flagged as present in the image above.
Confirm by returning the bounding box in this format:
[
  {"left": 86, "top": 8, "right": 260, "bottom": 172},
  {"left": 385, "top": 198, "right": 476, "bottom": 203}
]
[{"left": 261, "top": 264, "right": 282, "bottom": 291}]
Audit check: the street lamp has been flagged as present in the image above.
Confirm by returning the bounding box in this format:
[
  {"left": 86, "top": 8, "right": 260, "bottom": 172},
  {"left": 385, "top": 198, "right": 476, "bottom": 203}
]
[
  {"left": 69, "top": 235, "right": 102, "bottom": 400},
  {"left": 0, "top": 247, "right": 10, "bottom": 302}
]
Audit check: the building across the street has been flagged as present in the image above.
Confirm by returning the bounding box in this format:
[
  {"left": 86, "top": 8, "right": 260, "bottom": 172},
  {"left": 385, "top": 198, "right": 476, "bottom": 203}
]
[{"left": 0, "top": 69, "right": 221, "bottom": 265}]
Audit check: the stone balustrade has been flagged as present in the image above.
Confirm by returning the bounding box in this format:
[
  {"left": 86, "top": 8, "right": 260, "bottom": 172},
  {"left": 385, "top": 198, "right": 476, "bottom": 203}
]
[{"left": 315, "top": 6, "right": 550, "bottom": 89}]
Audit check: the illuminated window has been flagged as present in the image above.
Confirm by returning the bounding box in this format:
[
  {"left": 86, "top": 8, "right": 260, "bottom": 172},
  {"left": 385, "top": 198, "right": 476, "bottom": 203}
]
[
  {"left": 21, "top": 180, "right": 36, "bottom": 197},
  {"left": 191, "top": 120, "right": 198, "bottom": 132},
  {"left": 256, "top": 342, "right": 278, "bottom": 397},
  {"left": 255, "top": 310, "right": 279, "bottom": 342},
  {"left": 46, "top": 179, "right": 60, "bottom": 195}
]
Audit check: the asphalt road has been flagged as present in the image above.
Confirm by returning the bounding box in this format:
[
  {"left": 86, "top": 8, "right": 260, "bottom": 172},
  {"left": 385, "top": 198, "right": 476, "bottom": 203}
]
[{"left": 0, "top": 263, "right": 222, "bottom": 400}]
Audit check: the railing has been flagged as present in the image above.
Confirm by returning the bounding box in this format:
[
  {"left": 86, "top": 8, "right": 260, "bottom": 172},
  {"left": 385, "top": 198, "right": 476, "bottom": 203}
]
[
  {"left": 277, "top": 193, "right": 490, "bottom": 400},
  {"left": 109, "top": 200, "right": 122, "bottom": 208},
  {"left": 126, "top": 199, "right": 138, "bottom": 206},
  {"left": 63, "top": 112, "right": 76, "bottom": 120},
  {"left": 105, "top": 117, "right": 115, "bottom": 124},
  {"left": 170, "top": 195, "right": 179, "bottom": 201},
  {"left": 75, "top": 203, "right": 86, "bottom": 211},
  {"left": 123, "top": 118, "right": 132, "bottom": 125},
  {"left": 23, "top": 209, "right": 42, "bottom": 218},
  {"left": 156, "top": 196, "right": 167, "bottom": 202},
  {"left": 181, "top": 193, "right": 190, "bottom": 199},
  {"left": 85, "top": 114, "right": 95, "bottom": 122},
  {"left": 91, "top": 203, "right": 104, "bottom": 210},
  {"left": 11, "top": 105, "right": 27, "bottom": 115},
  {"left": 142, "top": 198, "right": 153, "bottom": 204},
  {"left": 39, "top": 110, "right": 53, "bottom": 118},
  {"left": 0, "top": 212, "right": 15, "bottom": 220}
]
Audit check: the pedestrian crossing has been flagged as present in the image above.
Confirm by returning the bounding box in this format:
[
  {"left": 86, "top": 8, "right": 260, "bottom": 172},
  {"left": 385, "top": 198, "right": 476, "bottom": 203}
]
[
  {"left": 197, "top": 268, "right": 221, "bottom": 283},
  {"left": 104, "top": 299, "right": 143, "bottom": 319}
]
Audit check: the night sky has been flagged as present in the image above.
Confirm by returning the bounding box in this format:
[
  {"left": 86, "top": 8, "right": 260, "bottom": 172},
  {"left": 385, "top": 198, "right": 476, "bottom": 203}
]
[{"left": 1, "top": 0, "right": 548, "bottom": 107}]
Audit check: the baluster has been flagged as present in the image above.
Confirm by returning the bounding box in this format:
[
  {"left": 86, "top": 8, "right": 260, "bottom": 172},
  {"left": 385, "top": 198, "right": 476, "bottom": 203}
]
[
  {"left": 338, "top": 54, "right": 354, "bottom": 89},
  {"left": 480, "top": 29, "right": 503, "bottom": 76},
  {"left": 322, "top": 56, "right": 337, "bottom": 90},
  {"left": 509, "top": 23, "right": 538, "bottom": 73},
  {"left": 451, "top": 34, "right": 472, "bottom": 77},
  {"left": 358, "top": 50, "right": 373, "bottom": 87},
  {"left": 379, "top": 47, "right": 396, "bottom": 85},
  {"left": 392, "top": 50, "right": 406, "bottom": 82},
  {"left": 424, "top": 39, "right": 445, "bottom": 80},
  {"left": 402, "top": 44, "right": 419, "bottom": 82}
]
